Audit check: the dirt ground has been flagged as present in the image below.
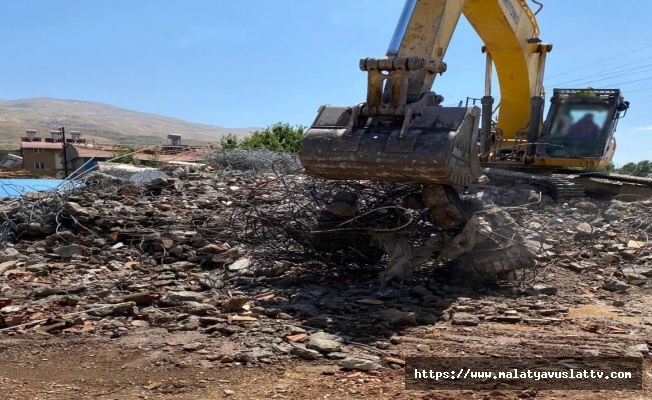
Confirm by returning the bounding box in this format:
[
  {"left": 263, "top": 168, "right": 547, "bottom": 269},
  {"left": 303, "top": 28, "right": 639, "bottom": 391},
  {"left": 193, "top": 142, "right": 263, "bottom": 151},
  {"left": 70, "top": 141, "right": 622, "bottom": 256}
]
[
  {"left": 2, "top": 281, "right": 651, "bottom": 400},
  {"left": 0, "top": 337, "right": 649, "bottom": 400}
]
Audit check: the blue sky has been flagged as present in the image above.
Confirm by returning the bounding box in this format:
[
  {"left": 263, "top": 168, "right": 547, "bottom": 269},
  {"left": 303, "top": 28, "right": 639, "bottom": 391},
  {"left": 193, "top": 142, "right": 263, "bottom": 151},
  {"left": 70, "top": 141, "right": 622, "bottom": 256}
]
[{"left": 2, "top": 0, "right": 651, "bottom": 165}]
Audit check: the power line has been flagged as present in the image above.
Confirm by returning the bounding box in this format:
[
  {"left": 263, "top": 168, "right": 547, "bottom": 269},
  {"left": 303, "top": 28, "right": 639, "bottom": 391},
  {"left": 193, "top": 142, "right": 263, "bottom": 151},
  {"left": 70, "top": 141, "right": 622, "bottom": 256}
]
[
  {"left": 549, "top": 54, "right": 652, "bottom": 86},
  {"left": 546, "top": 44, "right": 652, "bottom": 79},
  {"left": 550, "top": 60, "right": 652, "bottom": 87},
  {"left": 598, "top": 76, "right": 652, "bottom": 88},
  {"left": 553, "top": 66, "right": 652, "bottom": 87},
  {"left": 623, "top": 86, "right": 652, "bottom": 94}
]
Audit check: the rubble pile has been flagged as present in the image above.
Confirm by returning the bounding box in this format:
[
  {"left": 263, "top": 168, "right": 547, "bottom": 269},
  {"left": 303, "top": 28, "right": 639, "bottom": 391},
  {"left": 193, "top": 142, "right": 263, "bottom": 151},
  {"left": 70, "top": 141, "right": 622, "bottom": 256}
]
[{"left": 1, "top": 159, "right": 652, "bottom": 370}]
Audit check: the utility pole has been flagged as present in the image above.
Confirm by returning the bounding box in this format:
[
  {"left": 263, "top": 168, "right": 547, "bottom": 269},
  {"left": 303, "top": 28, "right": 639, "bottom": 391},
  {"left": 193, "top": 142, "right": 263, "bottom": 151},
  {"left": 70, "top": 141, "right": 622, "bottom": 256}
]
[{"left": 60, "top": 127, "right": 69, "bottom": 178}]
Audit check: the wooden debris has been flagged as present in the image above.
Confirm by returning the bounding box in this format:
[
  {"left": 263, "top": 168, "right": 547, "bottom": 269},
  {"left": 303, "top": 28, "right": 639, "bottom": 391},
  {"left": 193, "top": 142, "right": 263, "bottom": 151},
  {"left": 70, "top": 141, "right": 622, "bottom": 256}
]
[{"left": 227, "top": 315, "right": 258, "bottom": 324}]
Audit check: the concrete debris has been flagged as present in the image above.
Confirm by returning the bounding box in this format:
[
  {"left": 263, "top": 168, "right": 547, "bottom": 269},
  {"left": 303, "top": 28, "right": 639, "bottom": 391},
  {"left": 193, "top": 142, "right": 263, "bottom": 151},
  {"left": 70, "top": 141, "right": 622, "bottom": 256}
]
[
  {"left": 630, "top": 343, "right": 650, "bottom": 356},
  {"left": 451, "top": 312, "right": 480, "bottom": 326},
  {"left": 603, "top": 279, "right": 630, "bottom": 292},
  {"left": 97, "top": 162, "right": 170, "bottom": 185},
  {"left": 379, "top": 309, "right": 416, "bottom": 326},
  {"left": 524, "top": 283, "right": 558, "bottom": 296},
  {"left": 339, "top": 355, "right": 383, "bottom": 372},
  {"left": 290, "top": 345, "right": 321, "bottom": 360},
  {"left": 306, "top": 332, "right": 342, "bottom": 353},
  {"left": 1, "top": 156, "right": 652, "bottom": 373}
]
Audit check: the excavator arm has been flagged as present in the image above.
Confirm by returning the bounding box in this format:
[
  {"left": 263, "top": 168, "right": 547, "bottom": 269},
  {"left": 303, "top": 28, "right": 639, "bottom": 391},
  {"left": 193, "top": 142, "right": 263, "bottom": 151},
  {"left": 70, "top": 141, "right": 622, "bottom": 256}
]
[
  {"left": 383, "top": 0, "right": 550, "bottom": 141},
  {"left": 464, "top": 0, "right": 549, "bottom": 140},
  {"left": 299, "top": 0, "right": 628, "bottom": 187}
]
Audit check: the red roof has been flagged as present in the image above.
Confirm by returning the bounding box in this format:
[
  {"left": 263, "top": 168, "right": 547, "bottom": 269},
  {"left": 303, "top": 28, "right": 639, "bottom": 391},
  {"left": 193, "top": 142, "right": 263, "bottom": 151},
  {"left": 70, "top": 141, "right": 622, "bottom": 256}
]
[{"left": 21, "top": 141, "right": 64, "bottom": 149}]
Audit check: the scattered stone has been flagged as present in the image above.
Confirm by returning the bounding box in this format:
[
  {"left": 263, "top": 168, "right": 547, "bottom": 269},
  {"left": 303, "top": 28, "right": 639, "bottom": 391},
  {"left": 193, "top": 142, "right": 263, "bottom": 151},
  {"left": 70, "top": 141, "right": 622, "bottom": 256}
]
[
  {"left": 291, "top": 345, "right": 320, "bottom": 360},
  {"left": 603, "top": 208, "right": 623, "bottom": 222},
  {"left": 131, "top": 320, "right": 150, "bottom": 328},
  {"left": 228, "top": 258, "right": 252, "bottom": 272},
  {"left": 574, "top": 222, "right": 594, "bottom": 240},
  {"left": 575, "top": 201, "right": 597, "bottom": 211},
  {"left": 54, "top": 245, "right": 87, "bottom": 258},
  {"left": 600, "top": 253, "right": 617, "bottom": 264},
  {"left": 110, "top": 292, "right": 158, "bottom": 306},
  {"left": 222, "top": 296, "right": 250, "bottom": 311},
  {"left": 86, "top": 302, "right": 136, "bottom": 317},
  {"left": 194, "top": 273, "right": 223, "bottom": 290},
  {"left": 379, "top": 309, "right": 416, "bottom": 325},
  {"left": 340, "top": 355, "right": 383, "bottom": 371},
  {"left": 160, "top": 291, "right": 205, "bottom": 306},
  {"left": 630, "top": 344, "right": 650, "bottom": 356},
  {"left": 0, "top": 248, "right": 21, "bottom": 262},
  {"left": 603, "top": 280, "right": 629, "bottom": 292},
  {"left": 306, "top": 332, "right": 342, "bottom": 353},
  {"left": 417, "top": 344, "right": 430, "bottom": 352},
  {"left": 0, "top": 305, "right": 22, "bottom": 313},
  {"left": 0, "top": 260, "right": 20, "bottom": 274},
  {"left": 491, "top": 315, "right": 522, "bottom": 323},
  {"left": 290, "top": 303, "right": 320, "bottom": 318},
  {"left": 524, "top": 283, "right": 558, "bottom": 296},
  {"left": 183, "top": 342, "right": 206, "bottom": 352},
  {"left": 628, "top": 240, "right": 645, "bottom": 249},
  {"left": 451, "top": 312, "right": 480, "bottom": 326}
]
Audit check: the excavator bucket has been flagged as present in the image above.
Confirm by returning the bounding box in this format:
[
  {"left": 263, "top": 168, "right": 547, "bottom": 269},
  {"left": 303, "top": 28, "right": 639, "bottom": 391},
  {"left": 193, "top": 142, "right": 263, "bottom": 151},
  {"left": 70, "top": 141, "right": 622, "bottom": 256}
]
[{"left": 299, "top": 105, "right": 482, "bottom": 186}]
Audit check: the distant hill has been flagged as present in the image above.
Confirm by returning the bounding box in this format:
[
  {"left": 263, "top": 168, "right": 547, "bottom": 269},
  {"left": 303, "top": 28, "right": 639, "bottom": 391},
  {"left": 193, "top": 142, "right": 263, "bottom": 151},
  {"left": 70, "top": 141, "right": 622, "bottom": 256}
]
[{"left": 0, "top": 98, "right": 255, "bottom": 149}]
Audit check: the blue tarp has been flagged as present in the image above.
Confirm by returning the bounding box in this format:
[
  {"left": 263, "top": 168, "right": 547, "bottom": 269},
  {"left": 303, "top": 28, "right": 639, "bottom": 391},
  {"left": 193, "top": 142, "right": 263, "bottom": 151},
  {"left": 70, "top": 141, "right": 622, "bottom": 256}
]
[{"left": 0, "top": 179, "right": 67, "bottom": 198}]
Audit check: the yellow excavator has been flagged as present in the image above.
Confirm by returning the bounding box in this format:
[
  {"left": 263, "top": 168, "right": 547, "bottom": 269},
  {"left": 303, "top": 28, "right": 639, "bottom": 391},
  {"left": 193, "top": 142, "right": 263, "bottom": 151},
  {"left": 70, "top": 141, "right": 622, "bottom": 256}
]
[{"left": 299, "top": 0, "right": 630, "bottom": 196}]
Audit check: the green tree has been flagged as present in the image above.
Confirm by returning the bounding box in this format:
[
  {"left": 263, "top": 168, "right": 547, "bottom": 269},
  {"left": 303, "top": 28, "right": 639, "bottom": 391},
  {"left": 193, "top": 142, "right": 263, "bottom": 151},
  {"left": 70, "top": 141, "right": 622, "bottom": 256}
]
[
  {"left": 593, "top": 164, "right": 615, "bottom": 173},
  {"left": 618, "top": 160, "right": 652, "bottom": 176},
  {"left": 219, "top": 133, "right": 240, "bottom": 150},
  {"left": 619, "top": 162, "right": 637, "bottom": 175},
  {"left": 239, "top": 122, "right": 305, "bottom": 153},
  {"left": 112, "top": 145, "right": 142, "bottom": 166}
]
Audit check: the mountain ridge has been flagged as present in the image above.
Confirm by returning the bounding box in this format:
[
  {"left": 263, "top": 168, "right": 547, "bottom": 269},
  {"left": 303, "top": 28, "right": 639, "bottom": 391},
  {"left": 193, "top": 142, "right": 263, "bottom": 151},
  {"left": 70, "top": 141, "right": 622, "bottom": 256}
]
[{"left": 0, "top": 98, "right": 255, "bottom": 148}]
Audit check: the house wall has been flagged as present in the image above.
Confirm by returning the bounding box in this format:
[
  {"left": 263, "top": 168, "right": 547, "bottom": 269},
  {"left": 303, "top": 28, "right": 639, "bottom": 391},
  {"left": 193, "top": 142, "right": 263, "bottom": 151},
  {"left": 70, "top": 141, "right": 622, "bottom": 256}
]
[{"left": 21, "top": 148, "right": 63, "bottom": 177}]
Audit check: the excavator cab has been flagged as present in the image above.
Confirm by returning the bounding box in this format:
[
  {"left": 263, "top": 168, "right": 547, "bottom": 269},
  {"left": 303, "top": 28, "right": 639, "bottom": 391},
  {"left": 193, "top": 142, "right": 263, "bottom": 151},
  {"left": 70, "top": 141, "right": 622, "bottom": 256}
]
[{"left": 538, "top": 89, "right": 629, "bottom": 161}]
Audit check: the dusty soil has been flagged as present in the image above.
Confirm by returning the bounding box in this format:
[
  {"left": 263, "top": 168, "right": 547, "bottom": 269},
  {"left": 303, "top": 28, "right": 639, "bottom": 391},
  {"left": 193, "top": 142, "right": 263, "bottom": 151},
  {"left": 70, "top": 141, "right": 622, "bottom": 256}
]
[
  {"left": 0, "top": 328, "right": 649, "bottom": 400},
  {"left": 2, "top": 261, "right": 651, "bottom": 400}
]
